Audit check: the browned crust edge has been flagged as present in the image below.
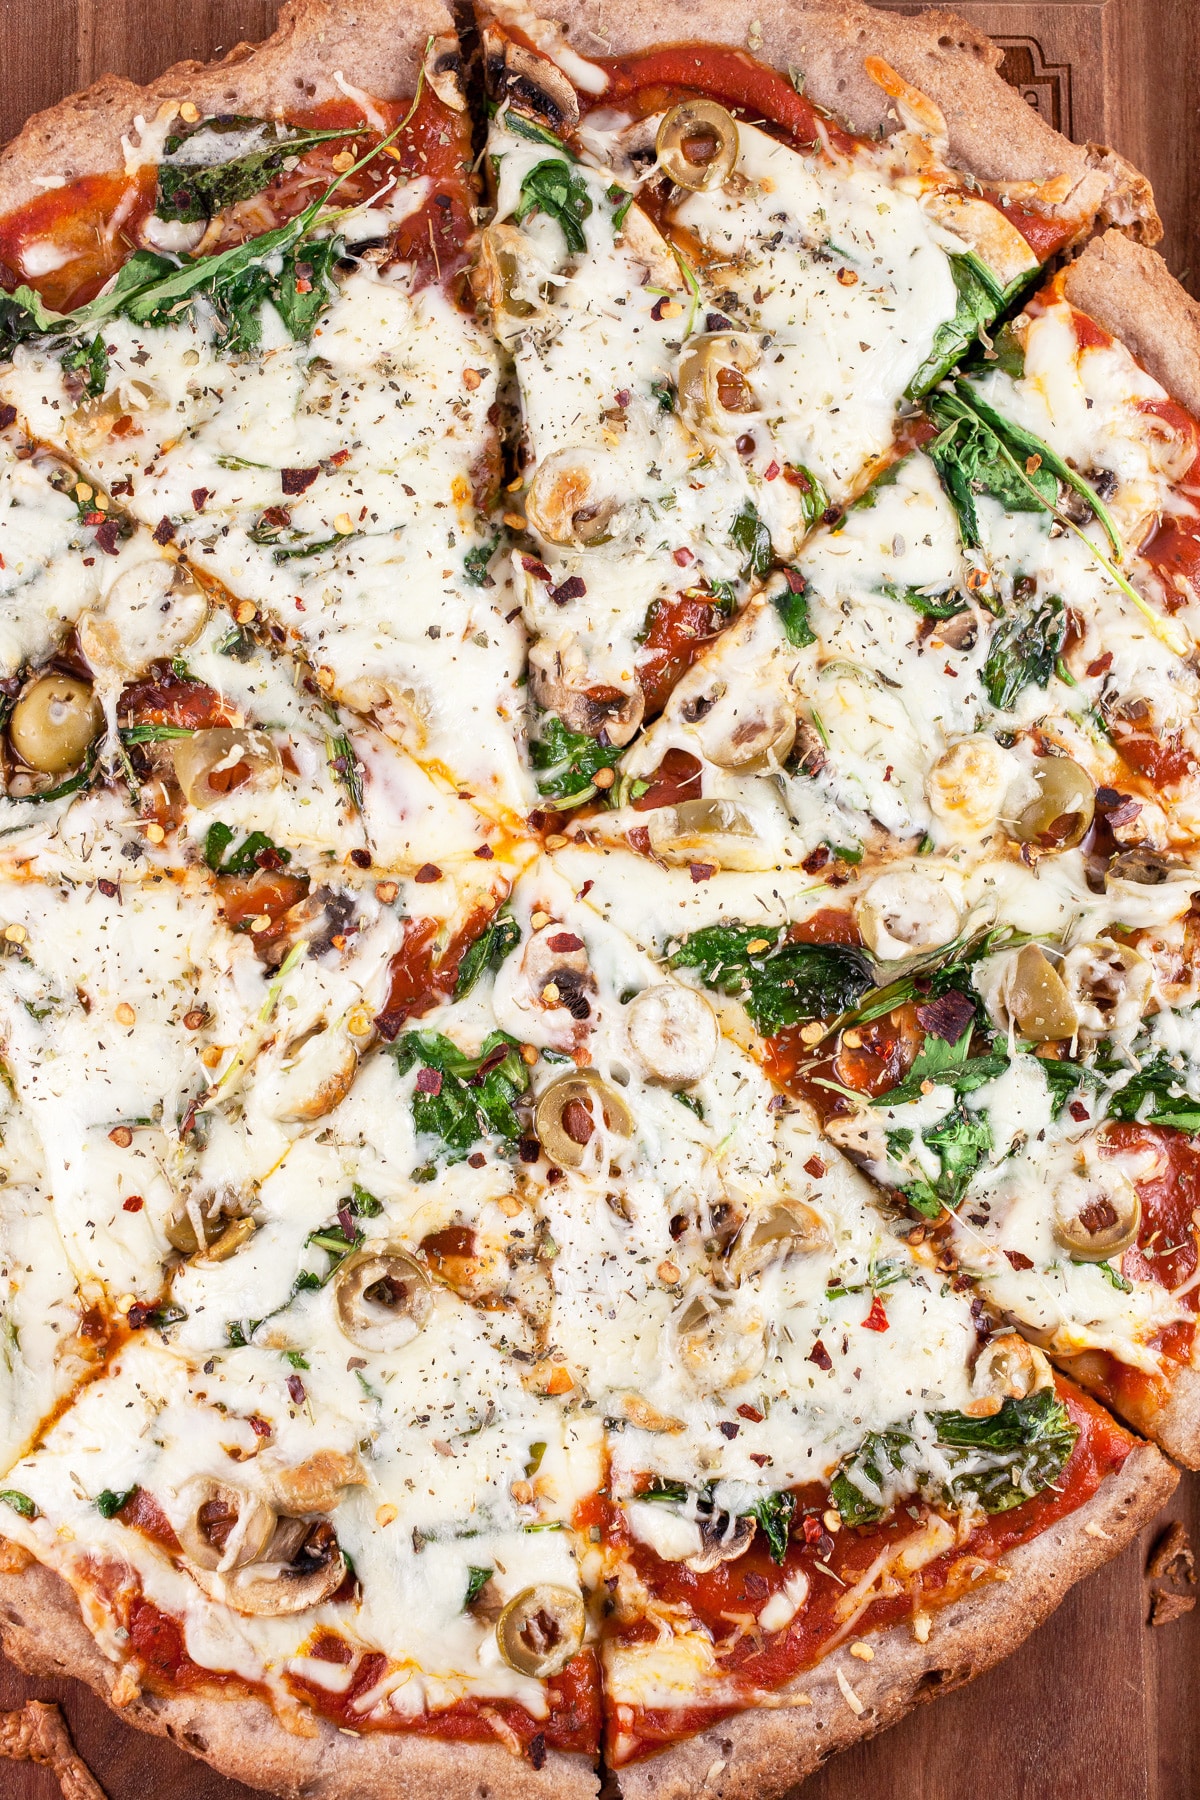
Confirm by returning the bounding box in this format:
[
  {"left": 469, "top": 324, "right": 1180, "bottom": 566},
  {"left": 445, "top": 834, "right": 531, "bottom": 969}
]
[
  {"left": 487, "top": 0, "right": 1157, "bottom": 242},
  {"left": 1142, "top": 1365, "right": 1200, "bottom": 1473},
  {"left": 0, "top": 1552, "right": 599, "bottom": 1800},
  {"left": 614, "top": 1442, "right": 1176, "bottom": 1800},
  {"left": 0, "top": 0, "right": 452, "bottom": 219},
  {"left": 1063, "top": 228, "right": 1200, "bottom": 421}
]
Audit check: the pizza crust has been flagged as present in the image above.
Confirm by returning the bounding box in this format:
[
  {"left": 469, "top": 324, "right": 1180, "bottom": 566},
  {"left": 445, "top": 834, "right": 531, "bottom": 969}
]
[
  {"left": 613, "top": 1442, "right": 1175, "bottom": 1800},
  {"left": 490, "top": 0, "right": 1158, "bottom": 243},
  {"left": 0, "top": 0, "right": 453, "bottom": 219},
  {"left": 0, "top": 1548, "right": 599, "bottom": 1800},
  {"left": 1063, "top": 228, "right": 1200, "bottom": 419}
]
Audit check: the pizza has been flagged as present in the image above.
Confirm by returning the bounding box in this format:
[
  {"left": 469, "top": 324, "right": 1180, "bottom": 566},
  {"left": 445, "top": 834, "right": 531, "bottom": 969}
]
[{"left": 0, "top": 2, "right": 1194, "bottom": 1796}]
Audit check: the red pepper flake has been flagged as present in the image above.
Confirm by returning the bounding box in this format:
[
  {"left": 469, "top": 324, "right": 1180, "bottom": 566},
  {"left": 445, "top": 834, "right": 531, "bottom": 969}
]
[
  {"left": 521, "top": 556, "right": 552, "bottom": 583},
  {"left": 916, "top": 989, "right": 976, "bottom": 1044},
  {"left": 862, "top": 1294, "right": 890, "bottom": 1332},
  {"left": 802, "top": 1514, "right": 824, "bottom": 1544},
  {"left": 97, "top": 878, "right": 118, "bottom": 899},
  {"left": 518, "top": 1136, "right": 541, "bottom": 1163},
  {"left": 0, "top": 405, "right": 16, "bottom": 431},
  {"left": 1004, "top": 1249, "right": 1034, "bottom": 1271},
  {"left": 287, "top": 1375, "right": 306, "bottom": 1405},
  {"left": 749, "top": 1452, "right": 771, "bottom": 1468},
  {"left": 349, "top": 848, "right": 371, "bottom": 870},
  {"left": 528, "top": 1734, "right": 547, "bottom": 1772},
  {"left": 93, "top": 519, "right": 122, "bottom": 555},
  {"left": 416, "top": 1067, "right": 443, "bottom": 1096},
  {"left": 650, "top": 297, "right": 670, "bottom": 321},
  {"left": 672, "top": 546, "right": 695, "bottom": 567},
  {"left": 191, "top": 487, "right": 209, "bottom": 511},
  {"left": 689, "top": 862, "right": 716, "bottom": 883},
  {"left": 1086, "top": 652, "right": 1113, "bottom": 677},
  {"left": 108, "top": 1126, "right": 133, "bottom": 1148},
  {"left": 614, "top": 389, "right": 631, "bottom": 407},
  {"left": 1069, "top": 1100, "right": 1090, "bottom": 1122},
  {"left": 804, "top": 1155, "right": 826, "bottom": 1179},
  {"left": 578, "top": 880, "right": 594, "bottom": 900},
  {"left": 547, "top": 932, "right": 583, "bottom": 952},
  {"left": 474, "top": 844, "right": 495, "bottom": 859},
  {"left": 763, "top": 460, "right": 780, "bottom": 481},
  {"left": 737, "top": 1403, "right": 764, "bottom": 1422},
  {"left": 153, "top": 516, "right": 176, "bottom": 545},
  {"left": 718, "top": 1420, "right": 739, "bottom": 1439},
  {"left": 414, "top": 863, "right": 442, "bottom": 883},
  {"left": 808, "top": 1339, "right": 833, "bottom": 1370},
  {"left": 248, "top": 1415, "right": 272, "bottom": 1438},
  {"left": 783, "top": 567, "right": 807, "bottom": 593},
  {"left": 743, "top": 1570, "right": 770, "bottom": 1599},
  {"left": 329, "top": 450, "right": 351, "bottom": 468},
  {"left": 1106, "top": 797, "right": 1142, "bottom": 827},
  {"left": 281, "top": 466, "right": 320, "bottom": 495},
  {"left": 295, "top": 276, "right": 313, "bottom": 294},
  {"left": 549, "top": 575, "right": 586, "bottom": 606},
  {"left": 467, "top": 1152, "right": 486, "bottom": 1169},
  {"left": 801, "top": 845, "right": 830, "bottom": 873},
  {"left": 122, "top": 1195, "right": 144, "bottom": 1213}
]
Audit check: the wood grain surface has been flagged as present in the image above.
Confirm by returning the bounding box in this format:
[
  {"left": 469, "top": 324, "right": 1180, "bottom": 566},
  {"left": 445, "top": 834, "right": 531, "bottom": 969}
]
[{"left": 0, "top": 3, "right": 1197, "bottom": 1797}]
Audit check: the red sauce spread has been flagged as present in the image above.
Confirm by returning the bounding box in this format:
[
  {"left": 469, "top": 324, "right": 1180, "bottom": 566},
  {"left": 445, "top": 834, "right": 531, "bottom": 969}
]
[
  {"left": 605, "top": 1380, "right": 1131, "bottom": 1762},
  {"left": 636, "top": 594, "right": 729, "bottom": 718},
  {"left": 216, "top": 869, "right": 309, "bottom": 938},
  {"left": 117, "top": 1486, "right": 182, "bottom": 1553},
  {"left": 986, "top": 197, "right": 1075, "bottom": 262},
  {"left": 0, "top": 86, "right": 472, "bottom": 311},
  {"left": 119, "top": 671, "right": 237, "bottom": 731},
  {"left": 373, "top": 902, "right": 502, "bottom": 1040},
  {"left": 631, "top": 747, "right": 703, "bottom": 812},
  {"left": 286, "top": 1631, "right": 601, "bottom": 1755}
]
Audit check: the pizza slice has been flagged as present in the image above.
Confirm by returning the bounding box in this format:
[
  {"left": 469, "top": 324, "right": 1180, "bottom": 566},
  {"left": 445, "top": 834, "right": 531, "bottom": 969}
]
[
  {"left": 0, "top": 0, "right": 529, "bottom": 822},
  {"left": 473, "top": 0, "right": 1155, "bottom": 823}
]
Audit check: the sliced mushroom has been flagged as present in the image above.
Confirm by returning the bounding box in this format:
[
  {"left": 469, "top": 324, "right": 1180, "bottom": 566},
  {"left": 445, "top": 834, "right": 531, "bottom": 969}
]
[
  {"left": 672, "top": 1290, "right": 767, "bottom": 1392},
  {"left": 999, "top": 945, "right": 1078, "bottom": 1043},
  {"left": 677, "top": 332, "right": 761, "bottom": 440},
  {"left": 9, "top": 672, "right": 102, "bottom": 775},
  {"left": 966, "top": 1332, "right": 1053, "bottom": 1416},
  {"left": 646, "top": 797, "right": 760, "bottom": 869},
  {"left": 1060, "top": 940, "right": 1152, "bottom": 1039},
  {"left": 525, "top": 448, "right": 628, "bottom": 548},
  {"left": 530, "top": 655, "right": 644, "bottom": 747},
  {"left": 822, "top": 1111, "right": 888, "bottom": 1168},
  {"left": 1106, "top": 848, "right": 1184, "bottom": 887},
  {"left": 686, "top": 1509, "right": 757, "bottom": 1573},
  {"left": 197, "top": 1518, "right": 347, "bottom": 1617},
  {"left": 855, "top": 870, "right": 962, "bottom": 962},
  {"left": 732, "top": 1199, "right": 830, "bottom": 1275},
  {"left": 170, "top": 728, "right": 282, "bottom": 810},
  {"left": 534, "top": 1068, "right": 633, "bottom": 1168},
  {"left": 656, "top": 100, "right": 740, "bottom": 191},
  {"left": 919, "top": 190, "right": 1039, "bottom": 289},
  {"left": 423, "top": 34, "right": 466, "bottom": 111},
  {"left": 261, "top": 1023, "right": 359, "bottom": 1123},
  {"left": 520, "top": 921, "right": 596, "bottom": 1021},
  {"left": 165, "top": 1190, "right": 249, "bottom": 1257},
  {"left": 483, "top": 27, "right": 580, "bottom": 134},
  {"left": 175, "top": 1476, "right": 277, "bottom": 1572},
  {"left": 1012, "top": 755, "right": 1095, "bottom": 852},
  {"left": 333, "top": 1248, "right": 433, "bottom": 1352},
  {"left": 496, "top": 1584, "right": 586, "bottom": 1678},
  {"left": 83, "top": 560, "right": 207, "bottom": 676},
  {"left": 927, "top": 737, "right": 1017, "bottom": 836},
  {"left": 1053, "top": 1160, "right": 1141, "bottom": 1261},
  {"left": 626, "top": 984, "right": 718, "bottom": 1087},
  {"left": 270, "top": 1450, "right": 368, "bottom": 1516}
]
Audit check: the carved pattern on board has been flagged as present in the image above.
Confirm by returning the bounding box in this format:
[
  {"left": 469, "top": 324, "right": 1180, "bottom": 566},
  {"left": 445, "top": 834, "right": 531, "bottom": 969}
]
[{"left": 993, "top": 37, "right": 1075, "bottom": 134}]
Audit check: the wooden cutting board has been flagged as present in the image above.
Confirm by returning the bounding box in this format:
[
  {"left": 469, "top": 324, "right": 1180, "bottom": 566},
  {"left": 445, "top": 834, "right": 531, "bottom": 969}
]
[{"left": 0, "top": 3, "right": 1197, "bottom": 1796}]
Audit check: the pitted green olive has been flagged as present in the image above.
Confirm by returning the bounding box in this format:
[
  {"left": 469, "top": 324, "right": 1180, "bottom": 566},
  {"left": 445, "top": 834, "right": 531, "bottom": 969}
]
[
  {"left": 165, "top": 1192, "right": 247, "bottom": 1257},
  {"left": 1003, "top": 944, "right": 1078, "bottom": 1042},
  {"left": 175, "top": 1476, "right": 277, "bottom": 1572},
  {"left": 496, "top": 1584, "right": 586, "bottom": 1678},
  {"left": 535, "top": 1068, "right": 633, "bottom": 1168},
  {"left": 9, "top": 672, "right": 102, "bottom": 775},
  {"left": 333, "top": 1248, "right": 433, "bottom": 1351},
  {"left": 1053, "top": 1163, "right": 1141, "bottom": 1261},
  {"left": 970, "top": 1332, "right": 1054, "bottom": 1413},
  {"left": 474, "top": 222, "right": 538, "bottom": 318},
  {"left": 656, "top": 100, "right": 739, "bottom": 191},
  {"left": 733, "top": 1198, "right": 830, "bottom": 1274},
  {"left": 646, "top": 797, "right": 759, "bottom": 868},
  {"left": 678, "top": 333, "right": 761, "bottom": 433},
  {"left": 526, "top": 451, "right": 625, "bottom": 548},
  {"left": 1013, "top": 756, "right": 1095, "bottom": 851},
  {"left": 170, "top": 727, "right": 281, "bottom": 809}
]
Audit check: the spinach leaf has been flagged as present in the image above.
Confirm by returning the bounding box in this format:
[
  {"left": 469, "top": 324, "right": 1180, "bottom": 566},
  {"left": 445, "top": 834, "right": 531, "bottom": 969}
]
[
  {"left": 729, "top": 502, "right": 774, "bottom": 579},
  {"left": 394, "top": 1029, "right": 530, "bottom": 1163},
  {"left": 514, "top": 159, "right": 593, "bottom": 254},
  {"left": 906, "top": 252, "right": 1020, "bottom": 401},
  {"left": 349, "top": 1183, "right": 383, "bottom": 1218},
  {"left": 204, "top": 823, "right": 291, "bottom": 876},
  {"left": 832, "top": 1390, "right": 1078, "bottom": 1525},
  {"left": 902, "top": 1104, "right": 992, "bottom": 1218},
  {"left": 95, "top": 1487, "right": 135, "bottom": 1519},
  {"left": 926, "top": 389, "right": 1057, "bottom": 548},
  {"left": 465, "top": 1565, "right": 495, "bottom": 1606},
  {"left": 1040, "top": 1057, "right": 1101, "bottom": 1119},
  {"left": 0, "top": 1488, "right": 38, "bottom": 1519},
  {"left": 464, "top": 536, "right": 500, "bottom": 587},
  {"left": 874, "top": 1022, "right": 1005, "bottom": 1108},
  {"left": 530, "top": 714, "right": 624, "bottom": 806},
  {"left": 1105, "top": 1053, "right": 1200, "bottom": 1132},
  {"left": 748, "top": 1490, "right": 796, "bottom": 1564},
  {"left": 773, "top": 574, "right": 816, "bottom": 647},
  {"left": 982, "top": 590, "right": 1066, "bottom": 711},
  {"left": 157, "top": 120, "right": 349, "bottom": 223},
  {"left": 505, "top": 113, "right": 572, "bottom": 152},
  {"left": 882, "top": 581, "right": 966, "bottom": 622},
  {"left": 788, "top": 464, "right": 829, "bottom": 533},
  {"left": 61, "top": 333, "right": 109, "bottom": 397},
  {"left": 668, "top": 925, "right": 873, "bottom": 1036},
  {"left": 453, "top": 910, "right": 521, "bottom": 1001}
]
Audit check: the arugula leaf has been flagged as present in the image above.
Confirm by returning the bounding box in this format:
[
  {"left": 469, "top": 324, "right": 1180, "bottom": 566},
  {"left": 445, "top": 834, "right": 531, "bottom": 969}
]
[
  {"left": 832, "top": 1390, "right": 1078, "bottom": 1525},
  {"left": 650, "top": 380, "right": 675, "bottom": 413},
  {"left": 1040, "top": 1057, "right": 1100, "bottom": 1119},
  {"left": 1105, "top": 1053, "right": 1200, "bottom": 1132},
  {"left": 748, "top": 1490, "right": 795, "bottom": 1564},
  {"left": 906, "top": 252, "right": 1027, "bottom": 401},
  {"left": 204, "top": 823, "right": 291, "bottom": 876},
  {"left": 873, "top": 1022, "right": 1003, "bottom": 1108},
  {"left": 668, "top": 925, "right": 873, "bottom": 1036},
  {"left": 0, "top": 1488, "right": 38, "bottom": 1519},
  {"left": 1075, "top": 1258, "right": 1134, "bottom": 1292},
  {"left": 514, "top": 159, "right": 593, "bottom": 254},
  {"left": 157, "top": 120, "right": 349, "bottom": 223},
  {"left": 350, "top": 1183, "right": 383, "bottom": 1218},
  {"left": 61, "top": 333, "right": 109, "bottom": 397},
  {"left": 729, "top": 502, "right": 774, "bottom": 579},
  {"left": 530, "top": 714, "right": 624, "bottom": 806},
  {"left": 825, "top": 1257, "right": 909, "bottom": 1300},
  {"left": 394, "top": 1029, "right": 530, "bottom": 1163},
  {"left": 926, "top": 389, "right": 1057, "bottom": 548},
  {"left": 95, "top": 1487, "right": 135, "bottom": 1519},
  {"left": 465, "top": 1565, "right": 494, "bottom": 1605},
  {"left": 773, "top": 575, "right": 816, "bottom": 647},
  {"left": 453, "top": 910, "right": 521, "bottom": 1001},
  {"left": 982, "top": 590, "right": 1066, "bottom": 712}
]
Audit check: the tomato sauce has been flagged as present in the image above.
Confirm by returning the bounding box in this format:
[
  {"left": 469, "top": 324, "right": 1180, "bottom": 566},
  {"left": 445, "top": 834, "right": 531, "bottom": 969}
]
[
  {"left": 373, "top": 902, "right": 502, "bottom": 1040},
  {"left": 216, "top": 869, "right": 310, "bottom": 940},
  {"left": 605, "top": 1381, "right": 1131, "bottom": 1762},
  {"left": 630, "top": 747, "right": 703, "bottom": 812},
  {"left": 0, "top": 87, "right": 472, "bottom": 311},
  {"left": 990, "top": 198, "right": 1075, "bottom": 263},
  {"left": 120, "top": 672, "right": 238, "bottom": 731},
  {"left": 636, "top": 594, "right": 729, "bottom": 719}
]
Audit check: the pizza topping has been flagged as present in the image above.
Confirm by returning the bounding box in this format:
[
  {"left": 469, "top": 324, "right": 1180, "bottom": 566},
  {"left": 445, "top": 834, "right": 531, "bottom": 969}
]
[
  {"left": 1011, "top": 753, "right": 1095, "bottom": 852},
  {"left": 624, "top": 982, "right": 718, "bottom": 1087},
  {"left": 1052, "top": 1156, "right": 1142, "bottom": 1261},
  {"left": 168, "top": 726, "right": 282, "bottom": 810},
  {"left": 534, "top": 1068, "right": 633, "bottom": 1167},
  {"left": 855, "top": 870, "right": 962, "bottom": 963},
  {"left": 968, "top": 1333, "right": 1055, "bottom": 1415},
  {"left": 332, "top": 1248, "right": 433, "bottom": 1351},
  {"left": 655, "top": 101, "right": 740, "bottom": 194},
  {"left": 8, "top": 670, "right": 102, "bottom": 776},
  {"left": 174, "top": 1475, "right": 276, "bottom": 1571},
  {"left": 496, "top": 1584, "right": 586, "bottom": 1679}
]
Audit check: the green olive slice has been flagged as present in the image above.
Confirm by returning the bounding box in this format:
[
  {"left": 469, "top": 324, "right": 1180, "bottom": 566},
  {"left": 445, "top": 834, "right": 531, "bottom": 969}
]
[
  {"left": 677, "top": 332, "right": 760, "bottom": 435},
  {"left": 1053, "top": 1164, "right": 1141, "bottom": 1261},
  {"left": 656, "top": 100, "right": 739, "bottom": 191},
  {"left": 333, "top": 1248, "right": 433, "bottom": 1352},
  {"left": 534, "top": 1068, "right": 633, "bottom": 1168},
  {"left": 175, "top": 1477, "right": 277, "bottom": 1572},
  {"left": 733, "top": 1198, "right": 830, "bottom": 1274},
  {"left": 1013, "top": 756, "right": 1094, "bottom": 852},
  {"left": 496, "top": 1584, "right": 586, "bottom": 1678},
  {"left": 1003, "top": 944, "right": 1078, "bottom": 1042},
  {"left": 170, "top": 727, "right": 281, "bottom": 809},
  {"left": 9, "top": 672, "right": 102, "bottom": 775},
  {"left": 165, "top": 1193, "right": 246, "bottom": 1257}
]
